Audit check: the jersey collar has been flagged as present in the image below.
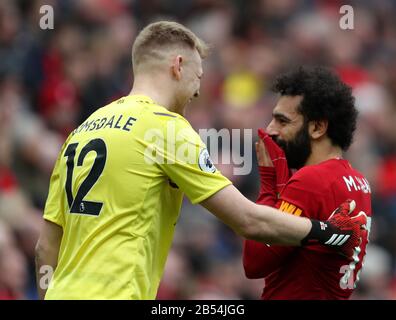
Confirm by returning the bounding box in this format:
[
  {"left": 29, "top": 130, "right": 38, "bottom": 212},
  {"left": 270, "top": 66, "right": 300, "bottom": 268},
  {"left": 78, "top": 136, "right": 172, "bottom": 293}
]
[{"left": 127, "top": 94, "right": 155, "bottom": 105}]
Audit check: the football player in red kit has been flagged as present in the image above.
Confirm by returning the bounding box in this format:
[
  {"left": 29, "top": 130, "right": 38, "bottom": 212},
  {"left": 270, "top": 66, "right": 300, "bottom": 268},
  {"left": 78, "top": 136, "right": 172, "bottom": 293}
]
[{"left": 243, "top": 67, "right": 371, "bottom": 299}]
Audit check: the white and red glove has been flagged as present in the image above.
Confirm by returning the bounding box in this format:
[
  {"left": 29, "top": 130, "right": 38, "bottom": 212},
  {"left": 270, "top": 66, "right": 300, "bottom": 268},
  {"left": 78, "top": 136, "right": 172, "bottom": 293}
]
[{"left": 303, "top": 199, "right": 368, "bottom": 257}]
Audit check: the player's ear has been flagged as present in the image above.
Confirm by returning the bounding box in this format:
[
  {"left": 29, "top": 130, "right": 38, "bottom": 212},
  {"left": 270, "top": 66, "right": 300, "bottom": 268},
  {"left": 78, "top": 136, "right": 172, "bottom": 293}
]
[
  {"left": 309, "top": 120, "right": 328, "bottom": 140},
  {"left": 171, "top": 55, "right": 183, "bottom": 80}
]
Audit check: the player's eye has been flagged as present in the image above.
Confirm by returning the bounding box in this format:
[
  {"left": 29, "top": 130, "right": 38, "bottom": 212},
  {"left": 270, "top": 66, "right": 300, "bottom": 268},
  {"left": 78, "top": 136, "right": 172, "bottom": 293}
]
[
  {"left": 277, "top": 118, "right": 288, "bottom": 125},
  {"left": 273, "top": 114, "right": 290, "bottom": 126}
]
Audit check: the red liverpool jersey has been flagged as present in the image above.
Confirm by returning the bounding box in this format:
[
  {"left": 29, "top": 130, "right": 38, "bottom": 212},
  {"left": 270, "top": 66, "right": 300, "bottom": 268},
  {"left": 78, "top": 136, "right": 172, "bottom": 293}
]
[{"left": 243, "top": 158, "right": 372, "bottom": 299}]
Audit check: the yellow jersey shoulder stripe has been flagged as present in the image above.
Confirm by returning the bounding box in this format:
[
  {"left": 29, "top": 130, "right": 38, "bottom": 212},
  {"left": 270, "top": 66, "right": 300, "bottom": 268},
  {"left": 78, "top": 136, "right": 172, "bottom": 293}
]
[{"left": 153, "top": 112, "right": 177, "bottom": 118}]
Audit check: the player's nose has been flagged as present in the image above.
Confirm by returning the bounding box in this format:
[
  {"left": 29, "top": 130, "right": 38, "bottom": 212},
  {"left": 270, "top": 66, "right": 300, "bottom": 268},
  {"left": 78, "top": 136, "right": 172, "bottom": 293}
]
[{"left": 266, "top": 120, "right": 278, "bottom": 136}]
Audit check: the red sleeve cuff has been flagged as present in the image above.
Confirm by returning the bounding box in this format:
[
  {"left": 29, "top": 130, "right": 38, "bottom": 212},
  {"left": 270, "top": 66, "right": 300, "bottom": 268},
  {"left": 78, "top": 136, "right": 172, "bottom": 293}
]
[{"left": 257, "top": 166, "right": 277, "bottom": 206}]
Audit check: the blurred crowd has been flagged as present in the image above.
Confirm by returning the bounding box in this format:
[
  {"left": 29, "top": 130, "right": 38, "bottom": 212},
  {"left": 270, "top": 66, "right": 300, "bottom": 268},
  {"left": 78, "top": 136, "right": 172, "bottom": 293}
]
[{"left": 1, "top": 0, "right": 396, "bottom": 300}]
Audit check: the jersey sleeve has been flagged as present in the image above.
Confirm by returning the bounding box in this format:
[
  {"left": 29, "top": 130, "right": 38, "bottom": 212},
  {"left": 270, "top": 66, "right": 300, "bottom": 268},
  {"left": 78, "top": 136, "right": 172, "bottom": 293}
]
[
  {"left": 154, "top": 116, "right": 232, "bottom": 204},
  {"left": 256, "top": 166, "right": 277, "bottom": 207},
  {"left": 243, "top": 196, "right": 297, "bottom": 279},
  {"left": 279, "top": 167, "right": 325, "bottom": 220},
  {"left": 243, "top": 167, "right": 325, "bottom": 279},
  {"left": 43, "top": 135, "right": 72, "bottom": 227},
  {"left": 243, "top": 230, "right": 296, "bottom": 278}
]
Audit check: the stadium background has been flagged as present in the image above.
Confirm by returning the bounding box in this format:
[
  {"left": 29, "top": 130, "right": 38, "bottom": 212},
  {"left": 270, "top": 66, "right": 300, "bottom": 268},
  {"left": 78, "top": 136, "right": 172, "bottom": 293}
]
[{"left": 1, "top": 0, "right": 396, "bottom": 299}]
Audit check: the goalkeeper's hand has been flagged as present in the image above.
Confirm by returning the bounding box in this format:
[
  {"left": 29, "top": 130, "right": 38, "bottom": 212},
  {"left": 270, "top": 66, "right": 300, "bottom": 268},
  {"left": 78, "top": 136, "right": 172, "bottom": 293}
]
[{"left": 303, "top": 199, "right": 368, "bottom": 258}]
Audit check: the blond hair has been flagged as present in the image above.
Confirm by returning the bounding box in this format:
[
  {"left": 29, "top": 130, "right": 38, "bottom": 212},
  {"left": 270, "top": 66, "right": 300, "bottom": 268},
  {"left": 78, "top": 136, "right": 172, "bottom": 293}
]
[{"left": 132, "top": 21, "right": 209, "bottom": 73}]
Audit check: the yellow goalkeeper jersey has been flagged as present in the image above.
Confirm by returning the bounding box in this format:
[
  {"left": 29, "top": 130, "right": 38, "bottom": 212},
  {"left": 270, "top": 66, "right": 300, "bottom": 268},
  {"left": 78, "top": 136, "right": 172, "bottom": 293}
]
[{"left": 43, "top": 95, "right": 231, "bottom": 299}]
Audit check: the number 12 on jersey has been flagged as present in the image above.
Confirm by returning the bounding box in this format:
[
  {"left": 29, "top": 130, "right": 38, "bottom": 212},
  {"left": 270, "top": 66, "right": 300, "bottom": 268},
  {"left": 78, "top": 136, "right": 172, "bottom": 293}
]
[{"left": 63, "top": 138, "right": 107, "bottom": 216}]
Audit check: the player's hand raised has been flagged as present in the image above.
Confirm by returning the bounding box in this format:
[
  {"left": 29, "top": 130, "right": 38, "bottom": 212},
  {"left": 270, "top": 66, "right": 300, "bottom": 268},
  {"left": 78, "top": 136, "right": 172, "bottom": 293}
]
[{"left": 257, "top": 128, "right": 292, "bottom": 193}]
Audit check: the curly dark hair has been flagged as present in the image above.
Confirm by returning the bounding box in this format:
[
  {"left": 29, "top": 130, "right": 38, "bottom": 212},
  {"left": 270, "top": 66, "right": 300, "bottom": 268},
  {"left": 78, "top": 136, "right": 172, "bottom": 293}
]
[{"left": 272, "top": 66, "right": 358, "bottom": 151}]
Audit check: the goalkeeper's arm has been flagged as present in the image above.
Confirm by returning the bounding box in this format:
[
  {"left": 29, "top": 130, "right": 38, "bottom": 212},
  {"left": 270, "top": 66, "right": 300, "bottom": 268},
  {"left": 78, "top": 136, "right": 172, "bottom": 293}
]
[{"left": 201, "top": 185, "right": 366, "bottom": 257}]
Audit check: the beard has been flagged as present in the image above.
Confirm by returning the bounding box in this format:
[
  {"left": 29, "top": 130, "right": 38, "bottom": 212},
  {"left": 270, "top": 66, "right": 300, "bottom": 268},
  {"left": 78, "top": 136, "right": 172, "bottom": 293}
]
[{"left": 273, "top": 123, "right": 312, "bottom": 170}]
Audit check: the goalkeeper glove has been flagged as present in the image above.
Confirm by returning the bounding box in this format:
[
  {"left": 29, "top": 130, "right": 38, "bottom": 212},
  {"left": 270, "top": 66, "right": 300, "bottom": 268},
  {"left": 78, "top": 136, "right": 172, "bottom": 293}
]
[{"left": 303, "top": 199, "right": 368, "bottom": 258}]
